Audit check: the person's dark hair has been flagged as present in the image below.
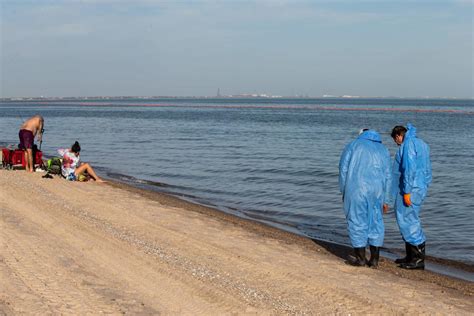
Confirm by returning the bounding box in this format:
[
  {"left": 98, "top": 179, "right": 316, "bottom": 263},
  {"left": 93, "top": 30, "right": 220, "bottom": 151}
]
[
  {"left": 391, "top": 126, "right": 407, "bottom": 139},
  {"left": 71, "top": 141, "right": 81, "bottom": 153}
]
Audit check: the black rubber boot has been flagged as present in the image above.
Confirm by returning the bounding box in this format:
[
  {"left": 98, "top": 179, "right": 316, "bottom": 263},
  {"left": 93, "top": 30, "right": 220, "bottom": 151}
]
[
  {"left": 394, "top": 242, "right": 411, "bottom": 264},
  {"left": 346, "top": 247, "right": 367, "bottom": 267},
  {"left": 399, "top": 242, "right": 425, "bottom": 270},
  {"left": 367, "top": 246, "right": 380, "bottom": 268}
]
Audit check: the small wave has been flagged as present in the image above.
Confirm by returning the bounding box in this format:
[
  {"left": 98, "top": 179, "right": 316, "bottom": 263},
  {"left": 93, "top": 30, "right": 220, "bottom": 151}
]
[{"left": 106, "top": 171, "right": 170, "bottom": 188}]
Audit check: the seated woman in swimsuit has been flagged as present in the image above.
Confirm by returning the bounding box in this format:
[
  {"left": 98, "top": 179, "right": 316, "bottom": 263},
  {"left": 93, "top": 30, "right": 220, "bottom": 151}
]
[{"left": 58, "top": 141, "right": 105, "bottom": 183}]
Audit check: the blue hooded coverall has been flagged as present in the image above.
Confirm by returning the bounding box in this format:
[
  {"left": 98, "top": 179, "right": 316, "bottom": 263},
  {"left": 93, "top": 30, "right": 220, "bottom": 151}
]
[
  {"left": 392, "top": 124, "right": 432, "bottom": 246},
  {"left": 339, "top": 130, "right": 391, "bottom": 248}
]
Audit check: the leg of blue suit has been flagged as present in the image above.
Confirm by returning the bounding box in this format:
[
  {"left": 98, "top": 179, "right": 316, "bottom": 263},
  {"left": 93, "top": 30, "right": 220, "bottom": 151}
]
[
  {"left": 395, "top": 193, "right": 426, "bottom": 246},
  {"left": 367, "top": 199, "right": 384, "bottom": 247},
  {"left": 345, "top": 196, "right": 369, "bottom": 248}
]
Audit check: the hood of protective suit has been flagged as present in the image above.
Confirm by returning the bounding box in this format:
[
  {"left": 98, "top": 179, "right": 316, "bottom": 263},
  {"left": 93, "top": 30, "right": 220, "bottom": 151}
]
[
  {"left": 358, "top": 129, "right": 382, "bottom": 143},
  {"left": 405, "top": 123, "right": 416, "bottom": 139}
]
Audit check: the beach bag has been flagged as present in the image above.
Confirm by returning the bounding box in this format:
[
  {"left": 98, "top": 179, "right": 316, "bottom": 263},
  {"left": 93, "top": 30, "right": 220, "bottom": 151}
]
[{"left": 47, "top": 157, "right": 63, "bottom": 175}]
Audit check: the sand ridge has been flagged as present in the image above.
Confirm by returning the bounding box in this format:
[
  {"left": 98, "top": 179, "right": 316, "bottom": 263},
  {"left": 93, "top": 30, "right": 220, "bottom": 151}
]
[{"left": 0, "top": 170, "right": 472, "bottom": 314}]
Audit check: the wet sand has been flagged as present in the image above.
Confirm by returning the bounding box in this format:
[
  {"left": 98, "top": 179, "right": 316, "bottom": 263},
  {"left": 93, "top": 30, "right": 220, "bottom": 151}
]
[{"left": 0, "top": 169, "right": 472, "bottom": 314}]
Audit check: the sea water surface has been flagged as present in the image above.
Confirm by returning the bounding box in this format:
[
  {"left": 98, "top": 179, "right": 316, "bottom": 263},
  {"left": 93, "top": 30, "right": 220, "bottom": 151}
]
[{"left": 1, "top": 98, "right": 473, "bottom": 265}]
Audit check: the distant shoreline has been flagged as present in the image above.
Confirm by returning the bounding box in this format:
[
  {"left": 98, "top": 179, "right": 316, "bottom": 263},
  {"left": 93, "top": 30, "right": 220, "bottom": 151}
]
[
  {"left": 2, "top": 97, "right": 472, "bottom": 115},
  {"left": 2, "top": 96, "right": 473, "bottom": 102}
]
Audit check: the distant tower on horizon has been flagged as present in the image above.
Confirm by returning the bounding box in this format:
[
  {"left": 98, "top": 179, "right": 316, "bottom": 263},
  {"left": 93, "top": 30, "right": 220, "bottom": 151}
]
[{"left": 217, "top": 88, "right": 221, "bottom": 97}]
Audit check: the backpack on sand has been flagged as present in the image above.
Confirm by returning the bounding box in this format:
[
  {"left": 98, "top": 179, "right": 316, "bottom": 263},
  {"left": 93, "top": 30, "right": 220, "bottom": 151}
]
[{"left": 47, "top": 157, "right": 62, "bottom": 175}]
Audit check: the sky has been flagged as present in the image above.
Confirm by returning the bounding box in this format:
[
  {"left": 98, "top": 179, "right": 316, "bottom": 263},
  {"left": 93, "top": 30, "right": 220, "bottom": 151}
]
[{"left": 0, "top": 0, "right": 472, "bottom": 98}]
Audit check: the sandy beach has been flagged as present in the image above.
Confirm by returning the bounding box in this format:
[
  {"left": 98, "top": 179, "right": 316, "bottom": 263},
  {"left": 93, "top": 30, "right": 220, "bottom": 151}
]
[{"left": 0, "top": 169, "right": 472, "bottom": 315}]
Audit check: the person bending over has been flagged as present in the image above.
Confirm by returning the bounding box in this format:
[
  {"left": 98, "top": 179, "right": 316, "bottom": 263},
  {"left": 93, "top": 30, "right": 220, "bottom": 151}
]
[
  {"left": 19, "top": 115, "right": 44, "bottom": 172},
  {"left": 339, "top": 129, "right": 391, "bottom": 268},
  {"left": 58, "top": 141, "right": 105, "bottom": 183}
]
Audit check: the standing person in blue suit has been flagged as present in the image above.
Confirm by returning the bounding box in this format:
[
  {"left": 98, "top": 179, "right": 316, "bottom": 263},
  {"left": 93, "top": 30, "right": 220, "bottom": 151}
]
[
  {"left": 339, "top": 129, "right": 391, "bottom": 268},
  {"left": 391, "top": 124, "right": 432, "bottom": 270}
]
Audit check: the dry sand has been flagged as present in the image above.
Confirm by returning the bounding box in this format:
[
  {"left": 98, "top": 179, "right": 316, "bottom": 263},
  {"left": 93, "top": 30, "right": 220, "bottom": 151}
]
[{"left": 0, "top": 169, "right": 472, "bottom": 315}]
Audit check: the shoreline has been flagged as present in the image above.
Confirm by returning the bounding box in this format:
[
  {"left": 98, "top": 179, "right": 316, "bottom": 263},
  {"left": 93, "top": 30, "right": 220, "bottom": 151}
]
[
  {"left": 107, "top": 179, "right": 474, "bottom": 283},
  {"left": 1, "top": 170, "right": 473, "bottom": 314},
  {"left": 109, "top": 176, "right": 474, "bottom": 274}
]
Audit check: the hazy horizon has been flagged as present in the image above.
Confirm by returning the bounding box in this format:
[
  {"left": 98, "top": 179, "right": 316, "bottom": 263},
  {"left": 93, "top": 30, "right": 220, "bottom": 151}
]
[
  {"left": 1, "top": 0, "right": 473, "bottom": 99},
  {"left": 0, "top": 94, "right": 473, "bottom": 100}
]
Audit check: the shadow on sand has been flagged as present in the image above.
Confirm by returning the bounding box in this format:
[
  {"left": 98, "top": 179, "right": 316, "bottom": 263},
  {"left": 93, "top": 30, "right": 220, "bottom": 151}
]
[{"left": 310, "top": 238, "right": 353, "bottom": 261}]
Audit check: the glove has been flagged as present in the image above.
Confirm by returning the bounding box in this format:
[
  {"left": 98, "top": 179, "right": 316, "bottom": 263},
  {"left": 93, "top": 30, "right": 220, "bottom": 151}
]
[{"left": 403, "top": 193, "right": 412, "bottom": 207}]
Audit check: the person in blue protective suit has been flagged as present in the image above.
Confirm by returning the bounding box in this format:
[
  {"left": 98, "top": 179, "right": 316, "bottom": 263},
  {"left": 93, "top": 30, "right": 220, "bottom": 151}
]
[
  {"left": 339, "top": 129, "right": 391, "bottom": 268},
  {"left": 391, "top": 124, "right": 432, "bottom": 270}
]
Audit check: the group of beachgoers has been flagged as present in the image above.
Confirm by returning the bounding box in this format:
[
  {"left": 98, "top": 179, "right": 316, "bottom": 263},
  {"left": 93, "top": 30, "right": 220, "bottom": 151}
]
[
  {"left": 339, "top": 125, "right": 431, "bottom": 270},
  {"left": 18, "top": 115, "right": 105, "bottom": 183},
  {"left": 18, "top": 114, "right": 430, "bottom": 270}
]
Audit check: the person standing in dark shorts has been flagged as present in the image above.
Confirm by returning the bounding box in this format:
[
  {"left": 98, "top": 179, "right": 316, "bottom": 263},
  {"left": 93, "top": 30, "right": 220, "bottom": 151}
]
[{"left": 19, "top": 115, "right": 44, "bottom": 172}]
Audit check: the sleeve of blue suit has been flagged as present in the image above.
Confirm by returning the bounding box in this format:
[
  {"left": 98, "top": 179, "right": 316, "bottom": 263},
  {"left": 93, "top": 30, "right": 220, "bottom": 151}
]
[
  {"left": 401, "top": 139, "right": 417, "bottom": 194},
  {"left": 338, "top": 142, "right": 353, "bottom": 194},
  {"left": 425, "top": 147, "right": 432, "bottom": 186},
  {"left": 383, "top": 149, "right": 392, "bottom": 203}
]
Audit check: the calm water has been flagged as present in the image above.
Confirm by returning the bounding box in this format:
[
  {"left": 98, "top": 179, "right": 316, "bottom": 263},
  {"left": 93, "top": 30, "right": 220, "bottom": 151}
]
[{"left": 1, "top": 98, "right": 473, "bottom": 264}]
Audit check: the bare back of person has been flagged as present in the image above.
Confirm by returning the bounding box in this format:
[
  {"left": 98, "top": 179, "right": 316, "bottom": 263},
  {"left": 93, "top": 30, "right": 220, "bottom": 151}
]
[{"left": 20, "top": 115, "right": 43, "bottom": 136}]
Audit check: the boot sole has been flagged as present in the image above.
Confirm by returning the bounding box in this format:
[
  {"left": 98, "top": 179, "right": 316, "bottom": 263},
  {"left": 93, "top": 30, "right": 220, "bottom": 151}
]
[
  {"left": 345, "top": 257, "right": 367, "bottom": 267},
  {"left": 398, "top": 264, "right": 425, "bottom": 270}
]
